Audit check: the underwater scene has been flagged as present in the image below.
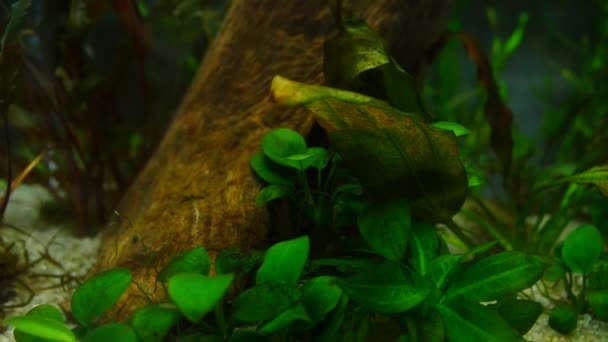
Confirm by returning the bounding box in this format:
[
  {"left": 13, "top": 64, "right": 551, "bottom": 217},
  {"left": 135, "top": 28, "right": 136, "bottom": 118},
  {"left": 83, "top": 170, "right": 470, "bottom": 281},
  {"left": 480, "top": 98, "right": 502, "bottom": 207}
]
[{"left": 1, "top": 0, "right": 608, "bottom": 341}]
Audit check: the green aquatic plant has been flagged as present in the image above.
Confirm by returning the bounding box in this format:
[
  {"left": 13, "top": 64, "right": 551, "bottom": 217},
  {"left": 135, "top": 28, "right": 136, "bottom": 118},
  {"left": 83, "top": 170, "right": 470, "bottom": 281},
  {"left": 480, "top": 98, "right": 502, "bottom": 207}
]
[
  {"left": 5, "top": 232, "right": 545, "bottom": 342},
  {"left": 5, "top": 1, "right": 608, "bottom": 340}
]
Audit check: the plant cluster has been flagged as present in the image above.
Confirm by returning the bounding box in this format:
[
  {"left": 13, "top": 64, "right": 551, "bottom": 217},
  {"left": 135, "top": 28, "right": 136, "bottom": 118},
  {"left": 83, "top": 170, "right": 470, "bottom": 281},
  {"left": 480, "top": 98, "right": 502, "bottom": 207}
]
[
  {"left": 3, "top": 1, "right": 608, "bottom": 342},
  {"left": 0, "top": 0, "right": 228, "bottom": 226}
]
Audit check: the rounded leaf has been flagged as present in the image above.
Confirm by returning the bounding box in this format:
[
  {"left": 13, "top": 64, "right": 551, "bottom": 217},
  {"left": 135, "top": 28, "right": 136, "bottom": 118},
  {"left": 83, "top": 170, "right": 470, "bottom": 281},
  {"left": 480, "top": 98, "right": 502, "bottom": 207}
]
[
  {"left": 83, "top": 323, "right": 137, "bottom": 342},
  {"left": 232, "top": 281, "right": 295, "bottom": 322},
  {"left": 157, "top": 247, "right": 211, "bottom": 282},
  {"left": 548, "top": 308, "right": 577, "bottom": 334},
  {"left": 131, "top": 303, "right": 181, "bottom": 342},
  {"left": 168, "top": 273, "right": 234, "bottom": 322},
  {"left": 543, "top": 261, "right": 566, "bottom": 282},
  {"left": 255, "top": 185, "right": 293, "bottom": 206},
  {"left": 250, "top": 152, "right": 296, "bottom": 185},
  {"left": 256, "top": 236, "right": 309, "bottom": 287},
  {"left": 561, "top": 224, "right": 603, "bottom": 273},
  {"left": 26, "top": 304, "right": 65, "bottom": 322},
  {"left": 261, "top": 128, "right": 307, "bottom": 169},
  {"left": 357, "top": 199, "right": 410, "bottom": 261},
  {"left": 13, "top": 305, "right": 67, "bottom": 342},
  {"left": 215, "top": 248, "right": 262, "bottom": 275},
  {"left": 258, "top": 304, "right": 311, "bottom": 334},
  {"left": 71, "top": 269, "right": 132, "bottom": 327},
  {"left": 587, "top": 289, "right": 608, "bottom": 321},
  {"left": 491, "top": 299, "right": 542, "bottom": 335},
  {"left": 5, "top": 316, "right": 75, "bottom": 342},
  {"left": 300, "top": 276, "right": 343, "bottom": 323},
  {"left": 286, "top": 147, "right": 329, "bottom": 170}
]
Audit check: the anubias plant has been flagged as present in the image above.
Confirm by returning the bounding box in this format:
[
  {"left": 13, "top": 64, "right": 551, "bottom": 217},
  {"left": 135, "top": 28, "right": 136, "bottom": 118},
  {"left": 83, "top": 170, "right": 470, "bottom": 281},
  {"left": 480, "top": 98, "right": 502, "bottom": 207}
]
[
  {"left": 422, "top": 2, "right": 608, "bottom": 334},
  {"left": 4, "top": 229, "right": 545, "bottom": 342}
]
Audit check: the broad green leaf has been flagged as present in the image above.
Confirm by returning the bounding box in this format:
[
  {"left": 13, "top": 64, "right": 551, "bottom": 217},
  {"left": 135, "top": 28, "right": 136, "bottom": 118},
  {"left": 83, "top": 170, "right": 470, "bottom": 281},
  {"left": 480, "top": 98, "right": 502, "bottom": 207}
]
[
  {"left": 5, "top": 316, "right": 75, "bottom": 342},
  {"left": 157, "top": 247, "right": 211, "bottom": 282},
  {"left": 446, "top": 251, "right": 543, "bottom": 302},
  {"left": 250, "top": 152, "right": 297, "bottom": 185},
  {"left": 300, "top": 276, "right": 343, "bottom": 324},
  {"left": 420, "top": 308, "right": 445, "bottom": 342},
  {"left": 332, "top": 192, "right": 368, "bottom": 229},
  {"left": 71, "top": 269, "right": 132, "bottom": 328},
  {"left": 357, "top": 198, "right": 411, "bottom": 261},
  {"left": 437, "top": 297, "right": 521, "bottom": 342},
  {"left": 329, "top": 302, "right": 369, "bottom": 342},
  {"left": 82, "top": 324, "right": 137, "bottom": 342},
  {"left": 255, "top": 185, "right": 293, "bottom": 206},
  {"left": 131, "top": 303, "right": 181, "bottom": 342},
  {"left": 409, "top": 223, "right": 439, "bottom": 276},
  {"left": 489, "top": 298, "right": 541, "bottom": 335},
  {"left": 548, "top": 308, "right": 577, "bottom": 334},
  {"left": 271, "top": 76, "right": 467, "bottom": 221},
  {"left": 261, "top": 128, "right": 308, "bottom": 169},
  {"left": 168, "top": 273, "right": 234, "bottom": 322},
  {"left": 258, "top": 304, "right": 311, "bottom": 334},
  {"left": 13, "top": 305, "right": 66, "bottom": 342},
  {"left": 232, "top": 281, "right": 296, "bottom": 322},
  {"left": 25, "top": 305, "right": 65, "bottom": 322},
  {"left": 215, "top": 248, "right": 262, "bottom": 276},
  {"left": 336, "top": 262, "right": 431, "bottom": 313},
  {"left": 561, "top": 225, "right": 603, "bottom": 273},
  {"left": 429, "top": 254, "right": 462, "bottom": 291},
  {"left": 323, "top": 9, "right": 428, "bottom": 119},
  {"left": 430, "top": 121, "right": 471, "bottom": 137},
  {"left": 323, "top": 13, "right": 389, "bottom": 88},
  {"left": 293, "top": 147, "right": 329, "bottom": 170},
  {"left": 461, "top": 240, "right": 498, "bottom": 259},
  {"left": 587, "top": 289, "right": 608, "bottom": 321},
  {"left": 403, "top": 308, "right": 445, "bottom": 342},
  {"left": 316, "top": 295, "right": 349, "bottom": 342},
  {"left": 256, "top": 236, "right": 309, "bottom": 287},
  {"left": 543, "top": 260, "right": 566, "bottom": 282}
]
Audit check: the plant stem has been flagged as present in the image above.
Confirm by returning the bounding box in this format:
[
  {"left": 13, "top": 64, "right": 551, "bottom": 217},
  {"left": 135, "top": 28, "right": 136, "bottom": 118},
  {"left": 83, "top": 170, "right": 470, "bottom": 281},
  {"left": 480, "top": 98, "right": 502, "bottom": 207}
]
[
  {"left": 564, "top": 271, "right": 577, "bottom": 305},
  {"left": 214, "top": 301, "right": 228, "bottom": 338},
  {"left": 444, "top": 218, "right": 475, "bottom": 249}
]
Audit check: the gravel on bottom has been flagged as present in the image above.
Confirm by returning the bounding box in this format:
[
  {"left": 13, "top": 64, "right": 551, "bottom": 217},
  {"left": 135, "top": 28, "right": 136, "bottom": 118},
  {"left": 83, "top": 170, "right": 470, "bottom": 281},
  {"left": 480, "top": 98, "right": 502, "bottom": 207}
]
[
  {"left": 1, "top": 184, "right": 101, "bottom": 342},
  {"left": 522, "top": 281, "right": 608, "bottom": 341}
]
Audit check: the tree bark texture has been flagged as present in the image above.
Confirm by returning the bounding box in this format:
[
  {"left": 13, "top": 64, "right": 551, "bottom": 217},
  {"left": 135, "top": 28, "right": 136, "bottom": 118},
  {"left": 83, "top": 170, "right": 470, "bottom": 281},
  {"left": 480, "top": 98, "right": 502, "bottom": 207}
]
[{"left": 90, "top": 0, "right": 452, "bottom": 321}]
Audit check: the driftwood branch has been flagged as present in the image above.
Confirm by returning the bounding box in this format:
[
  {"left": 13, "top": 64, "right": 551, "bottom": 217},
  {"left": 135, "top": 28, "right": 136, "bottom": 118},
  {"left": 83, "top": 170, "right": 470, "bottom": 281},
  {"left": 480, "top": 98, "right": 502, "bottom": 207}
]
[{"left": 91, "top": 0, "right": 452, "bottom": 321}]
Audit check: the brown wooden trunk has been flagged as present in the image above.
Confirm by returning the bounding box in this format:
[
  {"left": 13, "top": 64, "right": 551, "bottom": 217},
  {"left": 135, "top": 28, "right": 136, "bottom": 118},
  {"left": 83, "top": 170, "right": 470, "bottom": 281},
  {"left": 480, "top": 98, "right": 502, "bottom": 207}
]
[{"left": 90, "top": 0, "right": 452, "bottom": 322}]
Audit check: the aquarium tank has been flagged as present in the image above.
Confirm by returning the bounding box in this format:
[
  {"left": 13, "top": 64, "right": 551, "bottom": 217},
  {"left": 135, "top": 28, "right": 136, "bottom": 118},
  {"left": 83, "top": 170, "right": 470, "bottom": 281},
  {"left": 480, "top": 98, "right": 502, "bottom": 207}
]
[{"left": 1, "top": 0, "right": 607, "bottom": 341}]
